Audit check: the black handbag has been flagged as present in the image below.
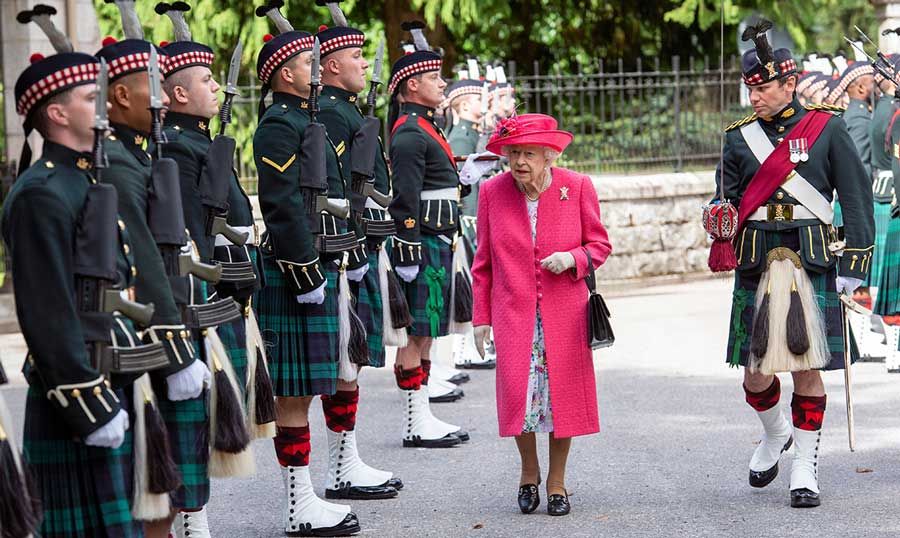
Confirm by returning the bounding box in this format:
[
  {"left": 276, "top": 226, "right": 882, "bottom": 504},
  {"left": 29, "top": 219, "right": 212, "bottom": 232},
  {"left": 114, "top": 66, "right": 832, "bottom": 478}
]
[{"left": 585, "top": 251, "right": 614, "bottom": 349}]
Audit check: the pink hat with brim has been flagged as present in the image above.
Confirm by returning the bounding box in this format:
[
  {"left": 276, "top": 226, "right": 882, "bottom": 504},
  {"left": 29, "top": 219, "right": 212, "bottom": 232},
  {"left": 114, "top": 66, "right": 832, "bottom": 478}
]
[{"left": 485, "top": 113, "right": 574, "bottom": 155}]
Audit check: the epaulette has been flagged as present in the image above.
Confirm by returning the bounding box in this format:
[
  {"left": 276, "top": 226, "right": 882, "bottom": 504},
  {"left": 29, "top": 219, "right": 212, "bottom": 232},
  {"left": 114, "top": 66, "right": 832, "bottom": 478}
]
[
  {"left": 725, "top": 113, "right": 757, "bottom": 132},
  {"left": 804, "top": 103, "right": 845, "bottom": 116}
]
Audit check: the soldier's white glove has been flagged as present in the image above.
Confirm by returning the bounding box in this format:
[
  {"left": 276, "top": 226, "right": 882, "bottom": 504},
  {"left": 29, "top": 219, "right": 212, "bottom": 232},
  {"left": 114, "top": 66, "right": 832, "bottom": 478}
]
[
  {"left": 836, "top": 276, "right": 864, "bottom": 295},
  {"left": 346, "top": 264, "right": 369, "bottom": 282},
  {"left": 459, "top": 151, "right": 498, "bottom": 185},
  {"left": 296, "top": 282, "right": 327, "bottom": 304},
  {"left": 395, "top": 265, "right": 420, "bottom": 283},
  {"left": 540, "top": 252, "right": 576, "bottom": 274},
  {"left": 166, "top": 358, "right": 211, "bottom": 401},
  {"left": 85, "top": 408, "right": 129, "bottom": 449},
  {"left": 473, "top": 325, "right": 492, "bottom": 358}
]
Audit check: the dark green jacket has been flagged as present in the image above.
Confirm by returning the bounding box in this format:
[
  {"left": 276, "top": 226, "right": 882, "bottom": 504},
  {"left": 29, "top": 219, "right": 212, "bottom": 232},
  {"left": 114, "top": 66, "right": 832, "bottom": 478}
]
[
  {"left": 2, "top": 142, "right": 137, "bottom": 436},
  {"left": 717, "top": 100, "right": 875, "bottom": 280},
  {"left": 448, "top": 118, "right": 481, "bottom": 217},
  {"left": 870, "top": 94, "right": 897, "bottom": 173},
  {"left": 844, "top": 98, "right": 872, "bottom": 179},
  {"left": 318, "top": 85, "right": 393, "bottom": 248},
  {"left": 388, "top": 102, "right": 461, "bottom": 267},
  {"left": 254, "top": 92, "right": 354, "bottom": 294}
]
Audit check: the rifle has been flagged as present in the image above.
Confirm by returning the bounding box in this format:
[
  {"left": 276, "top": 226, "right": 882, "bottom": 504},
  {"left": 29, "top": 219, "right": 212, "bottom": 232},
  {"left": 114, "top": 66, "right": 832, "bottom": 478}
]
[{"left": 349, "top": 39, "right": 392, "bottom": 209}]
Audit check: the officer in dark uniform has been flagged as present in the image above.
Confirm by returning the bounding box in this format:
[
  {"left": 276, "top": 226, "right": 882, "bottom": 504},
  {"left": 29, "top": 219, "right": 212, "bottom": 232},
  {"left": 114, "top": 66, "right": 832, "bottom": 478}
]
[
  {"left": 252, "top": 4, "right": 363, "bottom": 533},
  {"left": 712, "top": 21, "right": 873, "bottom": 509},
  {"left": 388, "top": 37, "right": 470, "bottom": 448},
  {"left": 4, "top": 18, "right": 166, "bottom": 536},
  {"left": 315, "top": 15, "right": 404, "bottom": 500}
]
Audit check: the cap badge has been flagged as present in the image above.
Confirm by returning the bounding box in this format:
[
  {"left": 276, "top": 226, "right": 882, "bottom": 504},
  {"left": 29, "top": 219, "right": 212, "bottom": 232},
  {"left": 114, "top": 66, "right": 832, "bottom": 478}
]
[{"left": 765, "top": 62, "right": 776, "bottom": 78}]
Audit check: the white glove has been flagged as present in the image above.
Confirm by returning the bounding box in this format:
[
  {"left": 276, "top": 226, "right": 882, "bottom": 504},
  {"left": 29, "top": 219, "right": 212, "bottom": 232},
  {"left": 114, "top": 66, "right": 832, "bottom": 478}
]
[
  {"left": 395, "top": 265, "right": 420, "bottom": 283},
  {"left": 296, "top": 282, "right": 327, "bottom": 304},
  {"left": 166, "top": 358, "right": 211, "bottom": 401},
  {"left": 473, "top": 325, "right": 492, "bottom": 358},
  {"left": 459, "top": 151, "right": 498, "bottom": 185},
  {"left": 84, "top": 408, "right": 129, "bottom": 449},
  {"left": 836, "top": 276, "right": 864, "bottom": 295},
  {"left": 346, "top": 264, "right": 369, "bottom": 282},
  {"left": 540, "top": 252, "right": 576, "bottom": 274}
]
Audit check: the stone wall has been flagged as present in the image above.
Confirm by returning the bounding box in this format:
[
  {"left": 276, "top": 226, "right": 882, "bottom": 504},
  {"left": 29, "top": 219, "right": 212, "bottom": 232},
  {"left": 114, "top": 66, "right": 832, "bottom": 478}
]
[{"left": 591, "top": 171, "right": 716, "bottom": 284}]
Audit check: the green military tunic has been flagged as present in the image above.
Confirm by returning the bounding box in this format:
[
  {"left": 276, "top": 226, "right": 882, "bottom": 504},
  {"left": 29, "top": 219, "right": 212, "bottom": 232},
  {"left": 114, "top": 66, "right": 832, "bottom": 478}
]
[
  {"left": 844, "top": 98, "right": 872, "bottom": 179},
  {"left": 448, "top": 118, "right": 481, "bottom": 218},
  {"left": 254, "top": 91, "right": 355, "bottom": 396},
  {"left": 389, "top": 102, "right": 462, "bottom": 337},
  {"left": 318, "top": 85, "right": 392, "bottom": 366},
  {"left": 873, "top": 108, "right": 900, "bottom": 316},
  {"left": 863, "top": 95, "right": 897, "bottom": 289},
  {"left": 2, "top": 141, "right": 144, "bottom": 537},
  {"left": 719, "top": 100, "right": 874, "bottom": 369},
  {"left": 870, "top": 94, "right": 898, "bottom": 176}
]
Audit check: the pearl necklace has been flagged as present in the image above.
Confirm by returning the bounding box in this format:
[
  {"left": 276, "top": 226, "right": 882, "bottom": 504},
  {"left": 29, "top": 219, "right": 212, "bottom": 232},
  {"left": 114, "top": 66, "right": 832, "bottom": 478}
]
[{"left": 518, "top": 170, "right": 552, "bottom": 202}]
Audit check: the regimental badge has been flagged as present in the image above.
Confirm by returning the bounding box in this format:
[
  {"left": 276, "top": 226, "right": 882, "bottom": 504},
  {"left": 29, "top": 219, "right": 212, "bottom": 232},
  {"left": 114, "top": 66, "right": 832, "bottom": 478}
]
[
  {"left": 788, "top": 138, "right": 809, "bottom": 164},
  {"left": 198, "top": 121, "right": 207, "bottom": 131},
  {"left": 765, "top": 61, "right": 776, "bottom": 78},
  {"left": 76, "top": 157, "right": 91, "bottom": 170},
  {"left": 560, "top": 186, "right": 569, "bottom": 200},
  {"left": 134, "top": 134, "right": 145, "bottom": 147},
  {"left": 404, "top": 217, "right": 416, "bottom": 229}
]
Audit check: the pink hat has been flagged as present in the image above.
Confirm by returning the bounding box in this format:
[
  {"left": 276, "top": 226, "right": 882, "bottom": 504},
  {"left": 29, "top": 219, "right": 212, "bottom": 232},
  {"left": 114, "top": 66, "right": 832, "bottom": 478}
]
[{"left": 485, "top": 113, "right": 573, "bottom": 155}]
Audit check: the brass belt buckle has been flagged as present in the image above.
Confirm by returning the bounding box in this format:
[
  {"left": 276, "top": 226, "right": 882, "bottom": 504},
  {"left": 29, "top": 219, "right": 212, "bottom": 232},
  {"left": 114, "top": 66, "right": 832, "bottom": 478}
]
[{"left": 767, "top": 203, "right": 793, "bottom": 222}]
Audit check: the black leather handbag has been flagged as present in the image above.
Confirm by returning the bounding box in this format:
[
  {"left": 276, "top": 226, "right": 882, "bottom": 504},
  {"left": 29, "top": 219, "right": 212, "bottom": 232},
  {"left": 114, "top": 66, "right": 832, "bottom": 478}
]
[{"left": 585, "top": 251, "right": 614, "bottom": 349}]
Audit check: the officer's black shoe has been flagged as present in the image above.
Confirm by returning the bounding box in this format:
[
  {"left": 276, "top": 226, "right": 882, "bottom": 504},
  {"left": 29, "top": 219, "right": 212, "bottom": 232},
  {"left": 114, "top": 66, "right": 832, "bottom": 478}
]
[
  {"left": 402, "top": 434, "right": 462, "bottom": 448},
  {"left": 385, "top": 477, "right": 404, "bottom": 490},
  {"left": 452, "top": 430, "right": 470, "bottom": 442},
  {"left": 429, "top": 387, "right": 464, "bottom": 403},
  {"left": 518, "top": 484, "right": 540, "bottom": 514},
  {"left": 447, "top": 372, "right": 471, "bottom": 384},
  {"left": 547, "top": 492, "right": 571, "bottom": 516},
  {"left": 325, "top": 484, "right": 398, "bottom": 500},
  {"left": 286, "top": 513, "right": 361, "bottom": 537},
  {"left": 790, "top": 488, "right": 821, "bottom": 508},
  {"left": 749, "top": 436, "right": 792, "bottom": 488}
]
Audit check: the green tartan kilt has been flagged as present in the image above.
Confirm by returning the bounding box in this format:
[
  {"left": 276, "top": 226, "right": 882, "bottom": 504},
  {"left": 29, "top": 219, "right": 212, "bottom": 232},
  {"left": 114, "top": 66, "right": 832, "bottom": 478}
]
[
  {"left": 350, "top": 250, "right": 385, "bottom": 368},
  {"left": 460, "top": 216, "right": 477, "bottom": 266},
  {"left": 394, "top": 234, "right": 453, "bottom": 338},
  {"left": 23, "top": 386, "right": 141, "bottom": 538},
  {"left": 725, "top": 228, "right": 857, "bottom": 370},
  {"left": 864, "top": 201, "right": 892, "bottom": 288},
  {"left": 216, "top": 315, "right": 248, "bottom": 397},
  {"left": 255, "top": 254, "right": 340, "bottom": 397},
  {"left": 875, "top": 215, "right": 900, "bottom": 316}
]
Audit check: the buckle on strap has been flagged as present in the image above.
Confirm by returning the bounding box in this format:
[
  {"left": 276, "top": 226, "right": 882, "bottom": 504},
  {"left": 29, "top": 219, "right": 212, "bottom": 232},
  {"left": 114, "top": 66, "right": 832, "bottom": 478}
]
[{"left": 767, "top": 203, "right": 794, "bottom": 222}]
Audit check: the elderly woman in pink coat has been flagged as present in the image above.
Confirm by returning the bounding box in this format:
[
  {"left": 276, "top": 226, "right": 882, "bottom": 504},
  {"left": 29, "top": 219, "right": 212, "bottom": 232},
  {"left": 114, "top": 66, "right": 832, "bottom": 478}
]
[{"left": 471, "top": 114, "right": 612, "bottom": 516}]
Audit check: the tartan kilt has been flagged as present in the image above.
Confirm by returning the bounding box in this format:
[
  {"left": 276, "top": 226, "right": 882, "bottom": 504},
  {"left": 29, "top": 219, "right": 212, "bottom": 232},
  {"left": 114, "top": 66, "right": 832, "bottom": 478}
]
[
  {"left": 152, "top": 353, "right": 210, "bottom": 510},
  {"left": 875, "top": 215, "right": 900, "bottom": 316},
  {"left": 255, "top": 254, "right": 340, "bottom": 397},
  {"left": 865, "top": 201, "right": 892, "bottom": 288},
  {"left": 394, "top": 234, "right": 453, "bottom": 338},
  {"left": 350, "top": 251, "right": 385, "bottom": 367},
  {"left": 216, "top": 314, "right": 248, "bottom": 396},
  {"left": 23, "top": 386, "right": 141, "bottom": 538},
  {"left": 725, "top": 228, "right": 857, "bottom": 370},
  {"left": 460, "top": 216, "right": 477, "bottom": 265}
]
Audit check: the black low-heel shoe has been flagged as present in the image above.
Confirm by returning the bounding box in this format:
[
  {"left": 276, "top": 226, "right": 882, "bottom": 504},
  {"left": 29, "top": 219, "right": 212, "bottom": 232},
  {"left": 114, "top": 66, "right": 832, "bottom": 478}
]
[
  {"left": 517, "top": 484, "right": 540, "bottom": 514},
  {"left": 790, "top": 488, "right": 820, "bottom": 508},
  {"left": 547, "top": 492, "right": 571, "bottom": 516}
]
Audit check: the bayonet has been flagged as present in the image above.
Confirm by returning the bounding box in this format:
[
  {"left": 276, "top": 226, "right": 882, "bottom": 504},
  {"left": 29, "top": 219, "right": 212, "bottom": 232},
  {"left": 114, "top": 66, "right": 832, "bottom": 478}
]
[
  {"left": 93, "top": 58, "right": 110, "bottom": 178},
  {"left": 148, "top": 45, "right": 167, "bottom": 157},
  {"left": 365, "top": 40, "right": 384, "bottom": 116},
  {"left": 218, "top": 40, "right": 243, "bottom": 135},
  {"left": 843, "top": 36, "right": 899, "bottom": 89},
  {"left": 309, "top": 37, "right": 321, "bottom": 122}
]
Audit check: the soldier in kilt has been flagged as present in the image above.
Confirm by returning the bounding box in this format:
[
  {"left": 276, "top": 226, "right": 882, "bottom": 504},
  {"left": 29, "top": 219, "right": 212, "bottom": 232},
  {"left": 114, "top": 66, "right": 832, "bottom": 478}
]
[
  {"left": 251, "top": 10, "right": 364, "bottom": 533},
  {"left": 387, "top": 34, "right": 470, "bottom": 448},
  {"left": 875, "top": 99, "right": 900, "bottom": 370},
  {"left": 315, "top": 15, "right": 406, "bottom": 500},
  {"left": 3, "top": 37, "right": 157, "bottom": 537},
  {"left": 710, "top": 23, "right": 873, "bottom": 509}
]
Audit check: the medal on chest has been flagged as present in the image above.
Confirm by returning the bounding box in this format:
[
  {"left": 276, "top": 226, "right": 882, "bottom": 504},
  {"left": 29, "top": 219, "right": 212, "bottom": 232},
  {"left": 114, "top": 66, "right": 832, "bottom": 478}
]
[{"left": 788, "top": 138, "right": 809, "bottom": 164}]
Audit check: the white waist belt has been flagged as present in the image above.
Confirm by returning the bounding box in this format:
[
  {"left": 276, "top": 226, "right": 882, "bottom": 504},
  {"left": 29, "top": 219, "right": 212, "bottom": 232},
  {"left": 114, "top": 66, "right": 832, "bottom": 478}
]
[
  {"left": 421, "top": 188, "right": 459, "bottom": 201},
  {"left": 365, "top": 198, "right": 387, "bottom": 211},
  {"left": 748, "top": 205, "right": 818, "bottom": 221},
  {"left": 878, "top": 170, "right": 893, "bottom": 180},
  {"left": 215, "top": 225, "right": 257, "bottom": 247}
]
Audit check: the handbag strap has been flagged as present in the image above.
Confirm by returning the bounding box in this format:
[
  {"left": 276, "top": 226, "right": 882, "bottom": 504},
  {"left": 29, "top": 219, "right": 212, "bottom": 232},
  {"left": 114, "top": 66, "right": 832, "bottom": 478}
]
[{"left": 584, "top": 247, "right": 597, "bottom": 293}]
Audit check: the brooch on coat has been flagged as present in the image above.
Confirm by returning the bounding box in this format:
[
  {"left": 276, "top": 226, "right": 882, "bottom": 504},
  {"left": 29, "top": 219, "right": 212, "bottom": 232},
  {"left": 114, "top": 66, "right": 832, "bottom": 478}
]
[{"left": 559, "top": 186, "right": 569, "bottom": 200}]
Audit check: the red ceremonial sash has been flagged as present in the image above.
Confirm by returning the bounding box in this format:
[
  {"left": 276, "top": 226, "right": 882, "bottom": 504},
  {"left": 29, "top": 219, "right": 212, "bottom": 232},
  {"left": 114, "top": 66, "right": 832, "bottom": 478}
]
[
  {"left": 392, "top": 114, "right": 456, "bottom": 167},
  {"left": 736, "top": 110, "right": 832, "bottom": 232}
]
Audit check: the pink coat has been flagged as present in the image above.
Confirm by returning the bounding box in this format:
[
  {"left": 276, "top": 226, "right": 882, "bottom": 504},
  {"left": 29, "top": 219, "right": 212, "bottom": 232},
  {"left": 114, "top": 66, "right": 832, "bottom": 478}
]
[{"left": 472, "top": 168, "right": 612, "bottom": 438}]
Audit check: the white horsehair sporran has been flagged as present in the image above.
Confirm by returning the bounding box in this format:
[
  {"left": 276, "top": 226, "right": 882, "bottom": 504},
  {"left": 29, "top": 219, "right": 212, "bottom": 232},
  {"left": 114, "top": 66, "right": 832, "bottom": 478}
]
[{"left": 749, "top": 247, "right": 830, "bottom": 374}]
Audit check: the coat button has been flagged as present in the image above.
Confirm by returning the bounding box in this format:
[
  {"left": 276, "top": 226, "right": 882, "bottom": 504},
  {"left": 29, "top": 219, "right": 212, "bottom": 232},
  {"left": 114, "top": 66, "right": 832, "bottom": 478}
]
[{"left": 537, "top": 293, "right": 543, "bottom": 300}]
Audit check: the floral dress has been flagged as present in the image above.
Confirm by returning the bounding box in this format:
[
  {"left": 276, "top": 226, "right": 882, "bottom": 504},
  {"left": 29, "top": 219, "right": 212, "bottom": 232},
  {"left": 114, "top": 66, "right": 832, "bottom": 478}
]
[{"left": 522, "top": 198, "right": 554, "bottom": 433}]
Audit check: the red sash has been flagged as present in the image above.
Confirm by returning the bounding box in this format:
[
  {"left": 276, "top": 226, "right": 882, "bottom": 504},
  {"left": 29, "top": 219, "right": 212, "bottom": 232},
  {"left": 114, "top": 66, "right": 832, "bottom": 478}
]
[
  {"left": 392, "top": 114, "right": 455, "bottom": 167},
  {"left": 736, "top": 110, "right": 832, "bottom": 232}
]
